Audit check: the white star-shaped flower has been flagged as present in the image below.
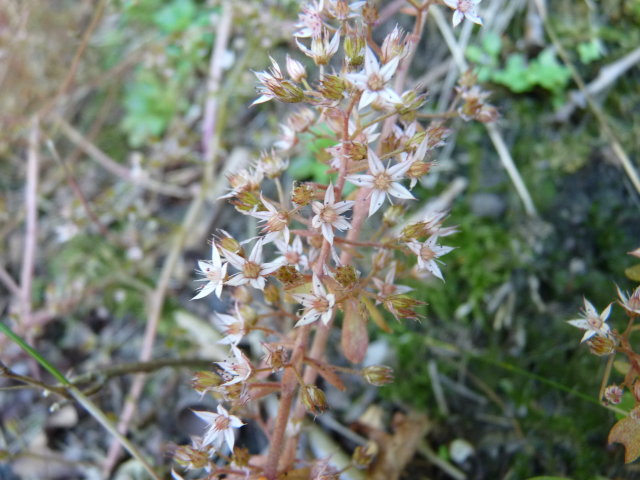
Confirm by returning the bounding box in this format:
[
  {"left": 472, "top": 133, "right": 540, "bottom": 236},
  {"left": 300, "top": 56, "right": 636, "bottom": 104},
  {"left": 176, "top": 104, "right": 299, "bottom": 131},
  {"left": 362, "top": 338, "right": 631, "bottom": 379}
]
[
  {"left": 274, "top": 236, "right": 309, "bottom": 270},
  {"left": 213, "top": 306, "right": 246, "bottom": 345},
  {"left": 192, "top": 243, "right": 227, "bottom": 300},
  {"left": 193, "top": 404, "right": 244, "bottom": 452},
  {"left": 296, "top": 28, "right": 340, "bottom": 65},
  {"left": 346, "top": 149, "right": 415, "bottom": 217},
  {"left": 217, "top": 344, "right": 253, "bottom": 386},
  {"left": 616, "top": 285, "right": 640, "bottom": 316},
  {"left": 406, "top": 236, "right": 454, "bottom": 281},
  {"left": 293, "top": 274, "right": 336, "bottom": 327},
  {"left": 346, "top": 47, "right": 401, "bottom": 109},
  {"left": 372, "top": 262, "right": 413, "bottom": 303},
  {"left": 443, "top": 0, "right": 483, "bottom": 27},
  {"left": 567, "top": 298, "right": 613, "bottom": 343},
  {"left": 248, "top": 195, "right": 290, "bottom": 244},
  {"left": 311, "top": 183, "right": 354, "bottom": 245},
  {"left": 222, "top": 238, "right": 283, "bottom": 291}
]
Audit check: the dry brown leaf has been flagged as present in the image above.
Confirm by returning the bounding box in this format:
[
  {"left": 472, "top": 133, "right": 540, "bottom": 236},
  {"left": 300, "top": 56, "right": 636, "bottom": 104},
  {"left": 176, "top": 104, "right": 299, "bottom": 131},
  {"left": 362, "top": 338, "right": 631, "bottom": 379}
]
[
  {"left": 342, "top": 298, "right": 369, "bottom": 364},
  {"left": 609, "top": 415, "right": 640, "bottom": 463},
  {"left": 368, "top": 411, "right": 431, "bottom": 480}
]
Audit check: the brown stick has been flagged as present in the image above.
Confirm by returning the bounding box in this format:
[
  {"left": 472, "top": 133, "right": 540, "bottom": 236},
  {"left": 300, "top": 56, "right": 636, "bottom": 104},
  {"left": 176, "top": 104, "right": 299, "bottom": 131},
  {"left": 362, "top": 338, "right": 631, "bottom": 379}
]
[{"left": 20, "top": 118, "right": 40, "bottom": 332}]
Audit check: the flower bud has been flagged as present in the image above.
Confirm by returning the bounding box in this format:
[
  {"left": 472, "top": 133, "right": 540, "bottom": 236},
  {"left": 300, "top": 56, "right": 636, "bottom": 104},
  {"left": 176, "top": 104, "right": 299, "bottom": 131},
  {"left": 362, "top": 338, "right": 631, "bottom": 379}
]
[
  {"left": 277, "top": 80, "right": 307, "bottom": 103},
  {"left": 461, "top": 69, "right": 478, "bottom": 88},
  {"left": 308, "top": 234, "right": 325, "bottom": 250},
  {"left": 384, "top": 294, "right": 425, "bottom": 320},
  {"left": 407, "top": 160, "right": 432, "bottom": 183},
  {"left": 362, "top": 365, "right": 394, "bottom": 386},
  {"left": 286, "top": 55, "right": 307, "bottom": 82},
  {"left": 301, "top": 385, "right": 329, "bottom": 415},
  {"left": 587, "top": 335, "right": 617, "bottom": 356},
  {"left": 232, "top": 286, "right": 252, "bottom": 304},
  {"left": 380, "top": 135, "right": 401, "bottom": 157},
  {"left": 398, "top": 91, "right": 427, "bottom": 120},
  {"left": 352, "top": 441, "right": 379, "bottom": 469},
  {"left": 233, "top": 446, "right": 251, "bottom": 467},
  {"left": 383, "top": 204, "right": 405, "bottom": 227},
  {"left": 231, "top": 190, "right": 263, "bottom": 212},
  {"left": 319, "top": 74, "right": 347, "bottom": 101},
  {"left": 276, "top": 265, "right": 305, "bottom": 288},
  {"left": 335, "top": 265, "right": 359, "bottom": 289},
  {"left": 191, "top": 371, "right": 222, "bottom": 394},
  {"left": 381, "top": 26, "right": 410, "bottom": 64},
  {"left": 263, "top": 344, "right": 288, "bottom": 372},
  {"left": 238, "top": 304, "right": 259, "bottom": 326},
  {"left": 604, "top": 385, "right": 624, "bottom": 405},
  {"left": 401, "top": 221, "right": 428, "bottom": 240},
  {"left": 173, "top": 444, "right": 209, "bottom": 469},
  {"left": 344, "top": 31, "right": 366, "bottom": 68},
  {"left": 362, "top": 2, "right": 379, "bottom": 25},
  {"left": 329, "top": 0, "right": 351, "bottom": 21},
  {"left": 288, "top": 108, "right": 315, "bottom": 132},
  {"left": 476, "top": 105, "right": 499, "bottom": 123},
  {"left": 297, "top": 29, "right": 340, "bottom": 66},
  {"left": 258, "top": 150, "right": 289, "bottom": 178},
  {"left": 292, "top": 183, "right": 315, "bottom": 206},
  {"left": 425, "top": 121, "right": 451, "bottom": 149},
  {"left": 343, "top": 141, "right": 367, "bottom": 161}
]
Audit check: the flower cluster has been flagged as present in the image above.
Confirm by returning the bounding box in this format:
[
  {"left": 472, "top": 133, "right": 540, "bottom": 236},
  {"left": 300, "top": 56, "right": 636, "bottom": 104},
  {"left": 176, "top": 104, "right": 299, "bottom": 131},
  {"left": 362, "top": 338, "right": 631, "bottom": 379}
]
[
  {"left": 179, "top": 1, "right": 490, "bottom": 477},
  {"left": 567, "top": 248, "right": 640, "bottom": 463}
]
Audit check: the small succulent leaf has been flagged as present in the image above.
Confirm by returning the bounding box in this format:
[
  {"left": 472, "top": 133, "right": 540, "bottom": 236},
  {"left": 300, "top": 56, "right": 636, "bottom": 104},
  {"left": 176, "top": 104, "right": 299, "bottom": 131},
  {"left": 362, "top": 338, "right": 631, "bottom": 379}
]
[
  {"left": 624, "top": 264, "right": 640, "bottom": 282},
  {"left": 609, "top": 416, "right": 640, "bottom": 463},
  {"left": 341, "top": 299, "right": 369, "bottom": 364},
  {"left": 361, "top": 296, "right": 392, "bottom": 333},
  {"left": 304, "top": 356, "right": 346, "bottom": 392}
]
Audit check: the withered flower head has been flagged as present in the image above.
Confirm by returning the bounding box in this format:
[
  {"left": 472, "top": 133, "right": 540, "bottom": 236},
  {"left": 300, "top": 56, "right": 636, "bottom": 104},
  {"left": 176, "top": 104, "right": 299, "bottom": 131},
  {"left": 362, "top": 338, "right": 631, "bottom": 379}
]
[
  {"left": 301, "top": 384, "right": 329, "bottom": 415},
  {"left": 362, "top": 365, "right": 394, "bottom": 386}
]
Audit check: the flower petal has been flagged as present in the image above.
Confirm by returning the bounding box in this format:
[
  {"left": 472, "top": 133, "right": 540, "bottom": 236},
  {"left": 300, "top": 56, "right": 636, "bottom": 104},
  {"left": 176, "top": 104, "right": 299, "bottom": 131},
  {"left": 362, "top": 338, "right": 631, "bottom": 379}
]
[
  {"left": 388, "top": 181, "right": 416, "bottom": 200},
  {"left": 369, "top": 189, "right": 387, "bottom": 216}
]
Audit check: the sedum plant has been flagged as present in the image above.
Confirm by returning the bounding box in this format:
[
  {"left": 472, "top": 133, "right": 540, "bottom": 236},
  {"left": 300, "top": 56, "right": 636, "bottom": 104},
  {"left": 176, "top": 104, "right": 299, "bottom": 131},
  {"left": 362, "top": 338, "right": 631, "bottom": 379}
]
[
  {"left": 177, "top": 1, "right": 494, "bottom": 478},
  {"left": 568, "top": 247, "right": 640, "bottom": 464}
]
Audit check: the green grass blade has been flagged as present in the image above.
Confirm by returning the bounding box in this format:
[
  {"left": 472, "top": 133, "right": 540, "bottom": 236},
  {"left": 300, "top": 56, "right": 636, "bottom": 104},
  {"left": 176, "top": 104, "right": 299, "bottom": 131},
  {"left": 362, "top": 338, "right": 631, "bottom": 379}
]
[
  {"left": 0, "top": 322, "right": 160, "bottom": 479},
  {"left": 0, "top": 322, "right": 69, "bottom": 385}
]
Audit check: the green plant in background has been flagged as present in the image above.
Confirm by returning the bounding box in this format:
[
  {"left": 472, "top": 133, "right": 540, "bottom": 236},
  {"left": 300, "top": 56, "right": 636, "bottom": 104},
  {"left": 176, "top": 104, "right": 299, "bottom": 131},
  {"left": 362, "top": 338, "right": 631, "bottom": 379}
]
[
  {"left": 120, "top": 0, "right": 216, "bottom": 146},
  {"left": 466, "top": 32, "right": 571, "bottom": 102},
  {"left": 577, "top": 38, "right": 604, "bottom": 64}
]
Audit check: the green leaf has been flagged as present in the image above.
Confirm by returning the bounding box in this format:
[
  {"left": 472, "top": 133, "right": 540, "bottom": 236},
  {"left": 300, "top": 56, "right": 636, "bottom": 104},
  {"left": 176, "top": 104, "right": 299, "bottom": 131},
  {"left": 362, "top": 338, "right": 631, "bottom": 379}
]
[
  {"left": 153, "top": 0, "right": 196, "bottom": 33},
  {"left": 529, "top": 49, "right": 571, "bottom": 92},
  {"left": 466, "top": 45, "right": 485, "bottom": 63},
  {"left": 577, "top": 39, "right": 603, "bottom": 64},
  {"left": 492, "top": 53, "right": 532, "bottom": 93},
  {"left": 482, "top": 32, "right": 502, "bottom": 58},
  {"left": 624, "top": 263, "right": 640, "bottom": 281}
]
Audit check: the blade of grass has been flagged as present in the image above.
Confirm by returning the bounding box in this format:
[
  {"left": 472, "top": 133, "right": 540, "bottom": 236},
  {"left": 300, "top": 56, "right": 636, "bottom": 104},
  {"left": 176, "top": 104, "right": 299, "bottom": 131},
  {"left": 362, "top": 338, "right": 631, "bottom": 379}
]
[{"left": 0, "top": 322, "right": 161, "bottom": 480}]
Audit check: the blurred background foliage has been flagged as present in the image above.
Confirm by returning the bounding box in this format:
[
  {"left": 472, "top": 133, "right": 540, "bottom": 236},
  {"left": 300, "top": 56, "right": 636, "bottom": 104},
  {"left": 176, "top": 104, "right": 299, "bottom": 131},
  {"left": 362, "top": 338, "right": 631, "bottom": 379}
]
[{"left": 1, "top": 0, "right": 639, "bottom": 479}]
